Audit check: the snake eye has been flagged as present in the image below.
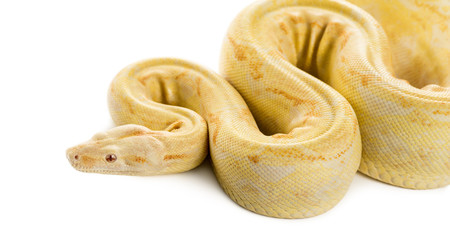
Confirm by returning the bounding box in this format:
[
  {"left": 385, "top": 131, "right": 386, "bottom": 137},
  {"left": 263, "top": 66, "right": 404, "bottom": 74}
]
[{"left": 105, "top": 154, "right": 117, "bottom": 163}]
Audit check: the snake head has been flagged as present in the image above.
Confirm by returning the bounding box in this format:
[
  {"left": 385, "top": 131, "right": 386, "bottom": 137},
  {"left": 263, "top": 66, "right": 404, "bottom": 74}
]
[{"left": 66, "top": 124, "right": 166, "bottom": 175}]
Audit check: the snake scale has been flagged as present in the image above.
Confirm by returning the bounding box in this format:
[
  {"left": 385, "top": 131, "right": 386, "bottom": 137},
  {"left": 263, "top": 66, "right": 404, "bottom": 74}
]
[{"left": 67, "top": 0, "right": 449, "bottom": 218}]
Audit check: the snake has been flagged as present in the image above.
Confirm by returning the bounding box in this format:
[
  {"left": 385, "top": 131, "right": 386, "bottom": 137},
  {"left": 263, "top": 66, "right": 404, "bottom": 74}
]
[{"left": 66, "top": 0, "right": 449, "bottom": 218}]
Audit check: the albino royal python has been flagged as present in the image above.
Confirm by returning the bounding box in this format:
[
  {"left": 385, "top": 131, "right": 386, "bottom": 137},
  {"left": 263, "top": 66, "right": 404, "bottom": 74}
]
[{"left": 67, "top": 0, "right": 449, "bottom": 218}]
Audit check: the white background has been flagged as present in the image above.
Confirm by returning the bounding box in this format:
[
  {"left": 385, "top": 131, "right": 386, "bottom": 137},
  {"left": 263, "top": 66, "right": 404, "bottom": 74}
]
[{"left": 0, "top": 0, "right": 448, "bottom": 239}]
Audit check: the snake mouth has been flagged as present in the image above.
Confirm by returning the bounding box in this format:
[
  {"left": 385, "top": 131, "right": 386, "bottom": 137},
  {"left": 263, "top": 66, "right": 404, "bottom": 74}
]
[{"left": 72, "top": 167, "right": 146, "bottom": 176}]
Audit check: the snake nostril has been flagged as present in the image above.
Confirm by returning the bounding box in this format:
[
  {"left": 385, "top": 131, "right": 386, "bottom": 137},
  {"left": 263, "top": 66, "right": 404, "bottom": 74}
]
[{"left": 74, "top": 155, "right": 79, "bottom": 160}]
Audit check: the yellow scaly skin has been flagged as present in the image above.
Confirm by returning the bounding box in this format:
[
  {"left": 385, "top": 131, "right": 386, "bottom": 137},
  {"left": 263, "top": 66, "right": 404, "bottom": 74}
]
[
  {"left": 342, "top": 0, "right": 450, "bottom": 189},
  {"left": 67, "top": 57, "right": 361, "bottom": 218},
  {"left": 67, "top": 0, "right": 449, "bottom": 218},
  {"left": 220, "top": 0, "right": 449, "bottom": 189}
]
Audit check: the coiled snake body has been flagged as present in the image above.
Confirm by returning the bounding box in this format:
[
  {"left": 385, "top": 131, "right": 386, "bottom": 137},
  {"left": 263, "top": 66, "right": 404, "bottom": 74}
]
[{"left": 67, "top": 0, "right": 449, "bottom": 218}]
